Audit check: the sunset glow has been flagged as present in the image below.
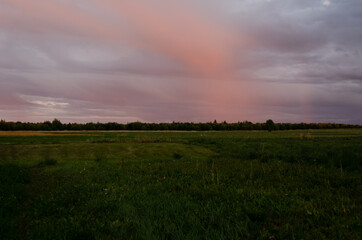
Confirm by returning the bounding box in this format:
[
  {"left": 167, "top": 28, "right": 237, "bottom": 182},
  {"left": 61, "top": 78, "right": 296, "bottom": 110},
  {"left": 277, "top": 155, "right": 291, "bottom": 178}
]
[{"left": 0, "top": 0, "right": 361, "bottom": 123}]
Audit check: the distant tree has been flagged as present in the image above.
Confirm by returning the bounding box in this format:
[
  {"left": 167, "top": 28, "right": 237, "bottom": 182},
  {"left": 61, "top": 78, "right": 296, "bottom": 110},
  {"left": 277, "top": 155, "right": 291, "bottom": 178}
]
[
  {"left": 241, "top": 121, "right": 253, "bottom": 130},
  {"left": 0, "top": 120, "right": 8, "bottom": 130},
  {"left": 254, "top": 123, "right": 262, "bottom": 130},
  {"left": 0, "top": 119, "right": 360, "bottom": 131},
  {"left": 85, "top": 122, "right": 96, "bottom": 130},
  {"left": 42, "top": 121, "right": 52, "bottom": 130},
  {"left": 15, "top": 121, "right": 24, "bottom": 130},
  {"left": 52, "top": 119, "right": 63, "bottom": 130},
  {"left": 266, "top": 119, "right": 275, "bottom": 132}
]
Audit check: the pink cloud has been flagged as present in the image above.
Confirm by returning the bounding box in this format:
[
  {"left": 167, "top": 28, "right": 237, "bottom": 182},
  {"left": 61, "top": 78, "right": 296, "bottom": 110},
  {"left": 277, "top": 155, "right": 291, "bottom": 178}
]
[
  {"left": 2, "top": 0, "right": 251, "bottom": 120},
  {"left": 91, "top": 0, "right": 240, "bottom": 74},
  {"left": 4, "top": 0, "right": 242, "bottom": 75},
  {"left": 2, "top": 1, "right": 360, "bottom": 123}
]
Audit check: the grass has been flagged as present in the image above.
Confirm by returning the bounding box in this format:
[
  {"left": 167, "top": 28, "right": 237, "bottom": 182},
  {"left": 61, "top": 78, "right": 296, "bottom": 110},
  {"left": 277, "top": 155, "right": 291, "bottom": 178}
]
[{"left": 0, "top": 129, "right": 361, "bottom": 239}]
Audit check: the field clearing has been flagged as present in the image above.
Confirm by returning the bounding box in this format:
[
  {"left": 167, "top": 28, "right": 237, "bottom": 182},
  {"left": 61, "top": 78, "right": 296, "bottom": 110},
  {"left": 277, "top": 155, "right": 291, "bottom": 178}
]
[
  {"left": 1, "top": 129, "right": 361, "bottom": 239},
  {"left": 0, "top": 131, "right": 97, "bottom": 137}
]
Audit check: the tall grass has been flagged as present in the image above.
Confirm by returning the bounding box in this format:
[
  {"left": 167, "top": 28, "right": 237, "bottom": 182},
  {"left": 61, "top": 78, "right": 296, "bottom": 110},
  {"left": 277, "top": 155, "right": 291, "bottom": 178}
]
[{"left": 0, "top": 130, "right": 361, "bottom": 239}]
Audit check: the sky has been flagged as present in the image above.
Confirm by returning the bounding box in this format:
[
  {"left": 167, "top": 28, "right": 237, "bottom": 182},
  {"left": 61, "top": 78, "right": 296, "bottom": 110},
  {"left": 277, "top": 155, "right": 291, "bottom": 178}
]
[{"left": 0, "top": 0, "right": 361, "bottom": 123}]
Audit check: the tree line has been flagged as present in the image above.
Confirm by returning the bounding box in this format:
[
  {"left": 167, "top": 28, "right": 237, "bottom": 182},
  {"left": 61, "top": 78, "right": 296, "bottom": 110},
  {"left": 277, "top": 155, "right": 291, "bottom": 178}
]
[{"left": 0, "top": 119, "right": 360, "bottom": 131}]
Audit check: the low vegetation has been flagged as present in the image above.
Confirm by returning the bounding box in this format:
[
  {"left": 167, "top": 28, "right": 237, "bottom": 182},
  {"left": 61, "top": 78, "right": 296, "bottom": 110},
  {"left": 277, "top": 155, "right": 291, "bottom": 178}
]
[{"left": 0, "top": 130, "right": 361, "bottom": 239}]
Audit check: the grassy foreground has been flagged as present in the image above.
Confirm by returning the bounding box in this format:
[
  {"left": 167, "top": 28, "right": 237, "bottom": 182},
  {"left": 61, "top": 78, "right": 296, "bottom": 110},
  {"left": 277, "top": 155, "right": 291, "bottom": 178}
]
[{"left": 0, "top": 130, "right": 361, "bottom": 239}]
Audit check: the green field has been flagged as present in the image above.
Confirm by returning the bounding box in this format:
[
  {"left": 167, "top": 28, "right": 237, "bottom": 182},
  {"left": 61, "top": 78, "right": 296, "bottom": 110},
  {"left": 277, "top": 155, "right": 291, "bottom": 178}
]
[{"left": 1, "top": 130, "right": 361, "bottom": 239}]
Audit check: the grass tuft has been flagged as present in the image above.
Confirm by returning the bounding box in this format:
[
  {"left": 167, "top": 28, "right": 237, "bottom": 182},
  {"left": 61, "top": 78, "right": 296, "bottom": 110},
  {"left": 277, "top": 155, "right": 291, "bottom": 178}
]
[
  {"left": 37, "top": 158, "right": 58, "bottom": 167},
  {"left": 173, "top": 153, "right": 183, "bottom": 159}
]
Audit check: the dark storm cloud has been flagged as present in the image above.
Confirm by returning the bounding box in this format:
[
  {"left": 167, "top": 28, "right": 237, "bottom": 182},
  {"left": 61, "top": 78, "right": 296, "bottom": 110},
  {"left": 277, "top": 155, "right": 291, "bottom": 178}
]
[{"left": 0, "top": 0, "right": 361, "bottom": 123}]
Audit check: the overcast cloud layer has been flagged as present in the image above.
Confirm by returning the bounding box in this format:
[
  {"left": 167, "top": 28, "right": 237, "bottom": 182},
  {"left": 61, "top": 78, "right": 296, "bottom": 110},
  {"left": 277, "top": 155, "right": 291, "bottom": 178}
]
[{"left": 0, "top": 0, "right": 361, "bottom": 123}]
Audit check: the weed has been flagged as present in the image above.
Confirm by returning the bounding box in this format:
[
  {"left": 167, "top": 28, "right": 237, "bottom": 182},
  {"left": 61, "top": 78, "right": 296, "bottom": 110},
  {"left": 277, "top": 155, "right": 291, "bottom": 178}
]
[
  {"left": 173, "top": 153, "right": 183, "bottom": 159},
  {"left": 94, "top": 154, "right": 103, "bottom": 162},
  {"left": 37, "top": 158, "right": 57, "bottom": 167}
]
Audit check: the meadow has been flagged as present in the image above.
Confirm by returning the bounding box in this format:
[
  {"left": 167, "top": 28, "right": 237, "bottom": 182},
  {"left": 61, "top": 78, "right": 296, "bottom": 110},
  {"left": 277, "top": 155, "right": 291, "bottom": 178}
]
[{"left": 0, "top": 129, "right": 361, "bottom": 239}]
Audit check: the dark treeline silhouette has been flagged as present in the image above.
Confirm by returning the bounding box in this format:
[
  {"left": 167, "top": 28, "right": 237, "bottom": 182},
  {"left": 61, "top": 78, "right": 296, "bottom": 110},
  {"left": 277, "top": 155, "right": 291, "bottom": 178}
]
[{"left": 0, "top": 119, "right": 360, "bottom": 131}]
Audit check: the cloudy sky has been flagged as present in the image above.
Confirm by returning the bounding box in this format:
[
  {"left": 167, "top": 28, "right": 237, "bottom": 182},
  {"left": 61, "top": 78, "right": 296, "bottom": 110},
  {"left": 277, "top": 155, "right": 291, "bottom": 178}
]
[{"left": 0, "top": 0, "right": 361, "bottom": 123}]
